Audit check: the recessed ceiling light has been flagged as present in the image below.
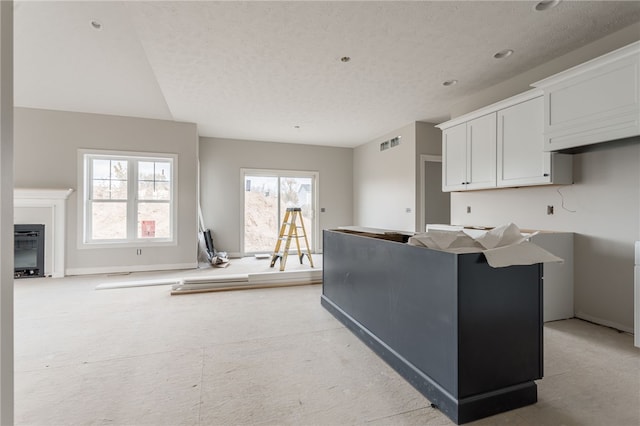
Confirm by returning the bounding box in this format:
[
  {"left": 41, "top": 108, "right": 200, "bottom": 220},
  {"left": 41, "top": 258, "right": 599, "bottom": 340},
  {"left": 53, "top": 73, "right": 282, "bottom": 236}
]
[
  {"left": 494, "top": 49, "right": 514, "bottom": 59},
  {"left": 534, "top": 0, "right": 561, "bottom": 11},
  {"left": 340, "top": 56, "right": 351, "bottom": 63},
  {"left": 90, "top": 20, "right": 102, "bottom": 30},
  {"left": 442, "top": 79, "right": 458, "bottom": 87}
]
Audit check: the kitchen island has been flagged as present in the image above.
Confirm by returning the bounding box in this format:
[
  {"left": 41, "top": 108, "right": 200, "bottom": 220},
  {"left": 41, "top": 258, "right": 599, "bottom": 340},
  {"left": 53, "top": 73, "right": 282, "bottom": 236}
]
[{"left": 321, "top": 229, "right": 543, "bottom": 424}]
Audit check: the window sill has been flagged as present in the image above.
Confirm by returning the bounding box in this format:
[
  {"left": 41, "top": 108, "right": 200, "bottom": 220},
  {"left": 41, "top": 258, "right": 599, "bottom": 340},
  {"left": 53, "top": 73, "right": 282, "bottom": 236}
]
[{"left": 78, "top": 239, "right": 177, "bottom": 250}]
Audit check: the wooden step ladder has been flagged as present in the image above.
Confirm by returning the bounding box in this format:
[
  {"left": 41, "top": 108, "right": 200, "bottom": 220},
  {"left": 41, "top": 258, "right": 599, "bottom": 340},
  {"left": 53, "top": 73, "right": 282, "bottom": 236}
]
[{"left": 270, "top": 207, "right": 314, "bottom": 271}]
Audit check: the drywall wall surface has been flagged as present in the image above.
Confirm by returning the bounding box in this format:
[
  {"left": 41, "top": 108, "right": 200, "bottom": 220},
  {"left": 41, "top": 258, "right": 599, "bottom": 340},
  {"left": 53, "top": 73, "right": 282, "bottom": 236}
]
[
  {"left": 415, "top": 122, "right": 442, "bottom": 156},
  {"left": 451, "top": 141, "right": 640, "bottom": 331},
  {"left": 353, "top": 123, "right": 417, "bottom": 232},
  {"left": 0, "top": 4, "right": 13, "bottom": 422},
  {"left": 415, "top": 122, "right": 443, "bottom": 230},
  {"left": 449, "top": 22, "right": 640, "bottom": 118},
  {"left": 199, "top": 137, "right": 353, "bottom": 255},
  {"left": 14, "top": 107, "right": 199, "bottom": 274}
]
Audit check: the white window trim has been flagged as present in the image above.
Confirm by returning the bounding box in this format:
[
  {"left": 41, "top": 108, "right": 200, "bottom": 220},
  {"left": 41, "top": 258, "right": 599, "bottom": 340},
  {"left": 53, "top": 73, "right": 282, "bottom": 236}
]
[
  {"left": 77, "top": 149, "right": 178, "bottom": 249},
  {"left": 240, "top": 168, "right": 320, "bottom": 256}
]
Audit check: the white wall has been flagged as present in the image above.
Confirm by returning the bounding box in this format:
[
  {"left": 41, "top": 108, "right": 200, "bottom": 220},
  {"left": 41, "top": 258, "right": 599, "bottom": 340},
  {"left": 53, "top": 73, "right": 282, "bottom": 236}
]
[
  {"left": 0, "top": 2, "right": 12, "bottom": 422},
  {"left": 199, "top": 137, "right": 353, "bottom": 255},
  {"left": 451, "top": 142, "right": 639, "bottom": 331},
  {"left": 448, "top": 23, "right": 640, "bottom": 331},
  {"left": 353, "top": 122, "right": 441, "bottom": 232},
  {"left": 353, "top": 123, "right": 417, "bottom": 232},
  {"left": 14, "top": 107, "right": 199, "bottom": 275}
]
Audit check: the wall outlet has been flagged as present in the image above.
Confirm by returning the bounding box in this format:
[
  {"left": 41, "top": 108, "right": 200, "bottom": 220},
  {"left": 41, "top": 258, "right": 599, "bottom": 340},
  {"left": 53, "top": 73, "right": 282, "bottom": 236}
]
[{"left": 547, "top": 205, "right": 554, "bottom": 215}]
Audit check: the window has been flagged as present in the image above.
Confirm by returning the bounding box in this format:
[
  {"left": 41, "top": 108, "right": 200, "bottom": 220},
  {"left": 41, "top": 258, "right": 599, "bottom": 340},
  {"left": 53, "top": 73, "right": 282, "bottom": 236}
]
[{"left": 80, "top": 150, "right": 176, "bottom": 246}]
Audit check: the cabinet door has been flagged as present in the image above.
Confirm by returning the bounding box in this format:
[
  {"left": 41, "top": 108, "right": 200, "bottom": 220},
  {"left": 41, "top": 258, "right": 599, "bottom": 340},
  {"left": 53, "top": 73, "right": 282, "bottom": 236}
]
[
  {"left": 497, "top": 97, "right": 550, "bottom": 186},
  {"left": 535, "top": 42, "right": 640, "bottom": 151},
  {"left": 442, "top": 123, "right": 467, "bottom": 192},
  {"left": 466, "top": 113, "right": 496, "bottom": 190}
]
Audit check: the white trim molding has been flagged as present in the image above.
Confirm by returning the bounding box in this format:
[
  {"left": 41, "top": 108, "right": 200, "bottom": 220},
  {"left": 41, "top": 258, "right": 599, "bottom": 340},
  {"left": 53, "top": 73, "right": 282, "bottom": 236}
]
[
  {"left": 14, "top": 188, "right": 73, "bottom": 278},
  {"left": 66, "top": 262, "right": 197, "bottom": 277}
]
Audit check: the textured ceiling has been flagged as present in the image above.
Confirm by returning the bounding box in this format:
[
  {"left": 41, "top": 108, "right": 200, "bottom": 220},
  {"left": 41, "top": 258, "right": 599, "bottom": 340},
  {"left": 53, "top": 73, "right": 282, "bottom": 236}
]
[{"left": 14, "top": 1, "right": 640, "bottom": 147}]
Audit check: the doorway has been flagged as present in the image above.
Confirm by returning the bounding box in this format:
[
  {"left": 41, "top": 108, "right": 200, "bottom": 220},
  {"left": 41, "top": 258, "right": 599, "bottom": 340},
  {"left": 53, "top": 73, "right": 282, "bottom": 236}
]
[
  {"left": 419, "top": 155, "right": 450, "bottom": 232},
  {"left": 241, "top": 169, "right": 318, "bottom": 255}
]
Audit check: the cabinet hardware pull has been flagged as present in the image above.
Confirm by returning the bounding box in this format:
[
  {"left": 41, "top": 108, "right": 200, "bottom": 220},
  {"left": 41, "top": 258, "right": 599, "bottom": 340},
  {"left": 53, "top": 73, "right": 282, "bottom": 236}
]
[{"left": 543, "top": 173, "right": 549, "bottom": 177}]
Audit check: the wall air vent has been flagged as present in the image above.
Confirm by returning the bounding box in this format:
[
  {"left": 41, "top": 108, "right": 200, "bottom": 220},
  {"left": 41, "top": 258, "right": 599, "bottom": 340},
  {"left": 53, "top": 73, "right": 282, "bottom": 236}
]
[{"left": 380, "top": 136, "right": 401, "bottom": 151}]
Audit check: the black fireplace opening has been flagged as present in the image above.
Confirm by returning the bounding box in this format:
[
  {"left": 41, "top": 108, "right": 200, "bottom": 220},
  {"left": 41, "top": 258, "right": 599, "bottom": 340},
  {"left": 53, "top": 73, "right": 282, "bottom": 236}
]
[{"left": 14, "top": 224, "right": 45, "bottom": 279}]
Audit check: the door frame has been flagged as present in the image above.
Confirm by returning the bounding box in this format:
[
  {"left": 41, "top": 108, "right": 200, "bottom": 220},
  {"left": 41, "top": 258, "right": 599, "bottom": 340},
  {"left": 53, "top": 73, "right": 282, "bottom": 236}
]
[{"left": 240, "top": 168, "right": 319, "bottom": 256}]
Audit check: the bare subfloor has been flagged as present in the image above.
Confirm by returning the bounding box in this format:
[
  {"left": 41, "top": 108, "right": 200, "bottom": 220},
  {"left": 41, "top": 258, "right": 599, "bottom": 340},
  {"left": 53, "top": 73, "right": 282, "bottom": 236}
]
[{"left": 14, "top": 265, "right": 640, "bottom": 425}]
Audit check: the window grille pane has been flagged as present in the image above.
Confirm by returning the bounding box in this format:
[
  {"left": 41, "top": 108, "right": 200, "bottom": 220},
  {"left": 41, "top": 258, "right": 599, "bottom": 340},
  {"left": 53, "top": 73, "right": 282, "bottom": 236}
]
[
  {"left": 155, "top": 162, "right": 171, "bottom": 181},
  {"left": 138, "top": 161, "right": 154, "bottom": 180},
  {"left": 92, "top": 178, "right": 127, "bottom": 200},
  {"left": 137, "top": 202, "right": 170, "bottom": 239},
  {"left": 92, "top": 180, "right": 111, "bottom": 200},
  {"left": 110, "top": 179, "right": 128, "bottom": 199},
  {"left": 153, "top": 182, "right": 170, "bottom": 200},
  {"left": 91, "top": 202, "right": 127, "bottom": 240},
  {"left": 92, "top": 159, "right": 111, "bottom": 179},
  {"left": 138, "top": 181, "right": 170, "bottom": 201},
  {"left": 111, "top": 160, "right": 127, "bottom": 180}
]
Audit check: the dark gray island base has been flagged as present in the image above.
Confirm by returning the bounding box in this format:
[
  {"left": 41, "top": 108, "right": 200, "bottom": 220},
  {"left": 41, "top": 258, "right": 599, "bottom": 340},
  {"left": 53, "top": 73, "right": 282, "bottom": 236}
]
[{"left": 321, "top": 229, "right": 543, "bottom": 425}]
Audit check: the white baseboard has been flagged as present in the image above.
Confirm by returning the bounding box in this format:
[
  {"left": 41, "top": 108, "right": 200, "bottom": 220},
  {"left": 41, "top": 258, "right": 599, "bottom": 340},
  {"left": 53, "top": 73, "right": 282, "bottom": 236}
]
[
  {"left": 66, "top": 262, "right": 198, "bottom": 276},
  {"left": 575, "top": 311, "right": 634, "bottom": 334}
]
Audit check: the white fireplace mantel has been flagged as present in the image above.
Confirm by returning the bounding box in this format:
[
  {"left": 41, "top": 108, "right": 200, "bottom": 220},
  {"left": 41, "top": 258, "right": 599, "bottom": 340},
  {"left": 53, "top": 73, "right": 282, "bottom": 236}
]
[{"left": 14, "top": 188, "right": 74, "bottom": 278}]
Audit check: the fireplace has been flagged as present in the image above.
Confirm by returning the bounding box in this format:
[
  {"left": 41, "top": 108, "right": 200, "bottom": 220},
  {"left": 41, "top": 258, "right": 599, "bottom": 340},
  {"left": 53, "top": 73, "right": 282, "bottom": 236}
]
[{"left": 14, "top": 224, "right": 45, "bottom": 278}]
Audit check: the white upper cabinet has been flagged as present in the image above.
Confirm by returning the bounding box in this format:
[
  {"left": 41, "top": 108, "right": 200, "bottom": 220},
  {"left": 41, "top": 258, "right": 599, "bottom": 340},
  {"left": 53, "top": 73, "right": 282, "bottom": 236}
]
[
  {"left": 532, "top": 41, "right": 640, "bottom": 151},
  {"left": 442, "top": 113, "right": 497, "bottom": 192},
  {"left": 438, "top": 89, "right": 572, "bottom": 192},
  {"left": 497, "top": 96, "right": 572, "bottom": 187}
]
